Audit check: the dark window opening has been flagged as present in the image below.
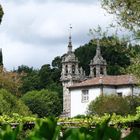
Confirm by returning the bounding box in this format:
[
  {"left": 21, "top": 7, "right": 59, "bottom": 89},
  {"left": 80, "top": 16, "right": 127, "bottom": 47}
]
[
  {"left": 72, "top": 65, "right": 75, "bottom": 74},
  {"left": 117, "top": 92, "right": 122, "bottom": 97}
]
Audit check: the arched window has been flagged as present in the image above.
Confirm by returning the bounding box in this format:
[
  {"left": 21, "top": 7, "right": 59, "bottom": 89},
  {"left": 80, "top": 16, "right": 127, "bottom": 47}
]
[
  {"left": 72, "top": 65, "right": 75, "bottom": 74},
  {"left": 93, "top": 67, "right": 96, "bottom": 77},
  {"left": 100, "top": 67, "right": 104, "bottom": 75},
  {"left": 65, "top": 65, "right": 68, "bottom": 75}
]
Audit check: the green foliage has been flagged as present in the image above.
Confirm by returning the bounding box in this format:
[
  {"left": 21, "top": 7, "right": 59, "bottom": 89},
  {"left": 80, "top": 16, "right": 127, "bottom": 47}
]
[
  {"left": 52, "top": 56, "right": 62, "bottom": 69},
  {"left": 101, "top": 0, "right": 140, "bottom": 35},
  {"left": 75, "top": 36, "right": 131, "bottom": 75},
  {"left": 0, "top": 89, "right": 31, "bottom": 116},
  {"left": 39, "top": 64, "right": 52, "bottom": 88},
  {"left": 125, "top": 96, "right": 140, "bottom": 114},
  {"left": 125, "top": 54, "right": 140, "bottom": 83},
  {"left": 0, "top": 117, "right": 140, "bottom": 140},
  {"left": 16, "top": 65, "right": 34, "bottom": 74},
  {"left": 27, "top": 117, "right": 60, "bottom": 140},
  {"left": 22, "top": 89, "right": 62, "bottom": 117},
  {"left": 0, "top": 4, "right": 3, "bottom": 24},
  {"left": 88, "top": 95, "right": 130, "bottom": 116},
  {"left": 0, "top": 124, "right": 22, "bottom": 140}
]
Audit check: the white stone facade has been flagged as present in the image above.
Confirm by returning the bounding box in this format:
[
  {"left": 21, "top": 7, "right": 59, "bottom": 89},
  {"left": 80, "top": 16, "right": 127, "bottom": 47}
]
[
  {"left": 70, "top": 86, "right": 140, "bottom": 117},
  {"left": 61, "top": 37, "right": 140, "bottom": 118}
]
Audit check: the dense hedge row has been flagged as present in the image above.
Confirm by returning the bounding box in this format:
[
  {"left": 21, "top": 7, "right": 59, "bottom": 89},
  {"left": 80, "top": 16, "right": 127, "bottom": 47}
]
[
  {"left": 0, "top": 117, "right": 140, "bottom": 140},
  {"left": 0, "top": 107, "right": 140, "bottom": 139}
]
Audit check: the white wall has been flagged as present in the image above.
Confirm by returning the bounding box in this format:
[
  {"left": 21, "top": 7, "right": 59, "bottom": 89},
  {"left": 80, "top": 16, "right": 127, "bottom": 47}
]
[
  {"left": 70, "top": 86, "right": 140, "bottom": 117},
  {"left": 116, "top": 87, "right": 132, "bottom": 96},
  {"left": 70, "top": 87, "right": 100, "bottom": 117},
  {"left": 133, "top": 87, "right": 140, "bottom": 96},
  {"left": 103, "top": 87, "right": 116, "bottom": 95}
]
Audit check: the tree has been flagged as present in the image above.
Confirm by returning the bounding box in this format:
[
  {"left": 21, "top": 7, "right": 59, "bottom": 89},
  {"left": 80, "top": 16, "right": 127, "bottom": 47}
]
[
  {"left": 0, "top": 67, "right": 22, "bottom": 96},
  {"left": 125, "top": 95, "right": 140, "bottom": 114},
  {"left": 0, "top": 89, "right": 31, "bottom": 116},
  {"left": 88, "top": 95, "right": 130, "bottom": 116},
  {"left": 39, "top": 64, "right": 52, "bottom": 89},
  {"left": 16, "top": 65, "right": 34, "bottom": 74},
  {"left": 0, "top": 4, "right": 3, "bottom": 24},
  {"left": 126, "top": 54, "right": 140, "bottom": 83},
  {"left": 75, "top": 36, "right": 131, "bottom": 75},
  {"left": 21, "top": 89, "right": 62, "bottom": 117},
  {"left": 101, "top": 0, "right": 140, "bottom": 36},
  {"left": 52, "top": 56, "right": 62, "bottom": 69}
]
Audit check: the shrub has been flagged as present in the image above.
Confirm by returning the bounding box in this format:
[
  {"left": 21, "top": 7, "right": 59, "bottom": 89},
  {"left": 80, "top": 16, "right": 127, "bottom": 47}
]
[
  {"left": 0, "top": 89, "right": 31, "bottom": 116},
  {"left": 88, "top": 95, "right": 130, "bottom": 116},
  {"left": 22, "top": 89, "right": 62, "bottom": 117}
]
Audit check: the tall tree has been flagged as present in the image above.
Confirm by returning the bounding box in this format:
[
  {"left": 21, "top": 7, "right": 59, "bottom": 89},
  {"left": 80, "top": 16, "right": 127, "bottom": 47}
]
[
  {"left": 0, "top": 89, "right": 31, "bottom": 116},
  {"left": 22, "top": 89, "right": 62, "bottom": 117},
  {"left": 0, "top": 4, "right": 3, "bottom": 24},
  {"left": 0, "top": 67, "right": 22, "bottom": 96},
  {"left": 101, "top": 0, "right": 140, "bottom": 36},
  {"left": 75, "top": 36, "right": 131, "bottom": 75}
]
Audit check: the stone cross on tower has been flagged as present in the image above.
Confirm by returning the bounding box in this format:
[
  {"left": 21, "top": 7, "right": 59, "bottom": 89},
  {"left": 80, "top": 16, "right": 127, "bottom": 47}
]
[{"left": 68, "top": 25, "right": 72, "bottom": 53}]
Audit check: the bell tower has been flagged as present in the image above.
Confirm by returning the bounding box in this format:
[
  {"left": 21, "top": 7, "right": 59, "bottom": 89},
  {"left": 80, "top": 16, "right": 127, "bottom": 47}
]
[
  {"left": 60, "top": 26, "right": 84, "bottom": 117},
  {"left": 90, "top": 40, "right": 107, "bottom": 77}
]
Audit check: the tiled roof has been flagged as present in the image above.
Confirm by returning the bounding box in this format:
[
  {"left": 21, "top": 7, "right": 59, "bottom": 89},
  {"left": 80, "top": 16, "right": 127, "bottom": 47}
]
[{"left": 69, "top": 75, "right": 137, "bottom": 88}]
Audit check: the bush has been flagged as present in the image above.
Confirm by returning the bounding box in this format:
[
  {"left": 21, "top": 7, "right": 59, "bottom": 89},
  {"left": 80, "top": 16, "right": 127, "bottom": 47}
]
[
  {"left": 125, "top": 95, "right": 140, "bottom": 114},
  {"left": 0, "top": 89, "right": 31, "bottom": 116},
  {"left": 88, "top": 95, "right": 130, "bottom": 116},
  {"left": 21, "top": 89, "right": 62, "bottom": 117}
]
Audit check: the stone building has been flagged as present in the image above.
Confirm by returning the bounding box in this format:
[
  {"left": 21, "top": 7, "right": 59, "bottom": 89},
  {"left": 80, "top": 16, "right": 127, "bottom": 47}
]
[
  {"left": 60, "top": 34, "right": 85, "bottom": 116},
  {"left": 61, "top": 35, "right": 140, "bottom": 117}
]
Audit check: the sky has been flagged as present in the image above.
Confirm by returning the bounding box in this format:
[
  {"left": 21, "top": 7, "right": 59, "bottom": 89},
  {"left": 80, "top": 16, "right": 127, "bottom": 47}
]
[{"left": 0, "top": 0, "right": 115, "bottom": 70}]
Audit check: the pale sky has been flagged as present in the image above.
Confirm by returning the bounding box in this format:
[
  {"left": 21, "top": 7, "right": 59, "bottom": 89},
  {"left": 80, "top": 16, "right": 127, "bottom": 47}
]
[{"left": 0, "top": 0, "right": 115, "bottom": 70}]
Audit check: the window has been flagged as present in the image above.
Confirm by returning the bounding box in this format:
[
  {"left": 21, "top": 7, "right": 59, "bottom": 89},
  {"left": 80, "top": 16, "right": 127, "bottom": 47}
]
[
  {"left": 72, "top": 65, "right": 75, "bottom": 74},
  {"left": 100, "top": 67, "right": 104, "bottom": 75},
  {"left": 117, "top": 92, "right": 122, "bottom": 97},
  {"left": 65, "top": 65, "right": 68, "bottom": 75},
  {"left": 81, "top": 90, "right": 89, "bottom": 103},
  {"left": 93, "top": 68, "right": 96, "bottom": 77}
]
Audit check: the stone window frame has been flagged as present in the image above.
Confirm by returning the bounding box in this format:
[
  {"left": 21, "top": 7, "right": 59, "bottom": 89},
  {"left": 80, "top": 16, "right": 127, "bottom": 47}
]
[{"left": 81, "top": 89, "right": 89, "bottom": 103}]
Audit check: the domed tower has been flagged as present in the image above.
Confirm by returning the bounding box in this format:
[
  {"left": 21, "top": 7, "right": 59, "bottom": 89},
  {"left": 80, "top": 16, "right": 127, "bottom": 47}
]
[
  {"left": 60, "top": 27, "right": 84, "bottom": 116},
  {"left": 89, "top": 40, "right": 107, "bottom": 77}
]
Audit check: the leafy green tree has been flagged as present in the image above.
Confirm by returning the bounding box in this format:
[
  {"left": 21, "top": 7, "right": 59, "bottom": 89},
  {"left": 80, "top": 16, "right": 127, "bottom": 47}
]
[
  {"left": 0, "top": 67, "right": 22, "bottom": 96},
  {"left": 101, "top": 0, "right": 140, "bottom": 36},
  {"left": 52, "top": 56, "right": 62, "bottom": 69},
  {"left": 20, "top": 71, "right": 41, "bottom": 93},
  {"left": 0, "top": 89, "right": 31, "bottom": 116},
  {"left": 21, "top": 89, "right": 62, "bottom": 117},
  {"left": 0, "top": 4, "right": 3, "bottom": 24},
  {"left": 16, "top": 65, "right": 34, "bottom": 74},
  {"left": 75, "top": 37, "right": 131, "bottom": 75},
  {"left": 15, "top": 65, "right": 40, "bottom": 94},
  {"left": 88, "top": 95, "right": 130, "bottom": 116},
  {"left": 39, "top": 64, "right": 52, "bottom": 89},
  {"left": 126, "top": 54, "right": 140, "bottom": 83},
  {"left": 125, "top": 95, "right": 140, "bottom": 114}
]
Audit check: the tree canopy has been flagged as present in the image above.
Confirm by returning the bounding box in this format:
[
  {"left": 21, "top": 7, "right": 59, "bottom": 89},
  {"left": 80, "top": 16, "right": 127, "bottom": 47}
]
[
  {"left": 0, "top": 4, "right": 3, "bottom": 24},
  {"left": 0, "top": 67, "right": 22, "bottom": 96},
  {"left": 21, "top": 89, "right": 62, "bottom": 117},
  {"left": 0, "top": 89, "right": 31, "bottom": 116},
  {"left": 101, "top": 0, "right": 140, "bottom": 36},
  {"left": 88, "top": 95, "right": 130, "bottom": 116},
  {"left": 75, "top": 36, "right": 132, "bottom": 75}
]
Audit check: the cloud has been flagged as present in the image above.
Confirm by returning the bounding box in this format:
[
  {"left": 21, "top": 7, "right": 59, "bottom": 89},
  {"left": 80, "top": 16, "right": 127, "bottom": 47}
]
[
  {"left": 5, "top": 0, "right": 98, "bottom": 5},
  {"left": 0, "top": 0, "right": 114, "bottom": 70}
]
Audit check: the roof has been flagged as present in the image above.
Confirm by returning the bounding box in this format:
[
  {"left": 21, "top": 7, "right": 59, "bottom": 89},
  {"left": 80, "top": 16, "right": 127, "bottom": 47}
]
[{"left": 69, "top": 75, "right": 138, "bottom": 88}]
